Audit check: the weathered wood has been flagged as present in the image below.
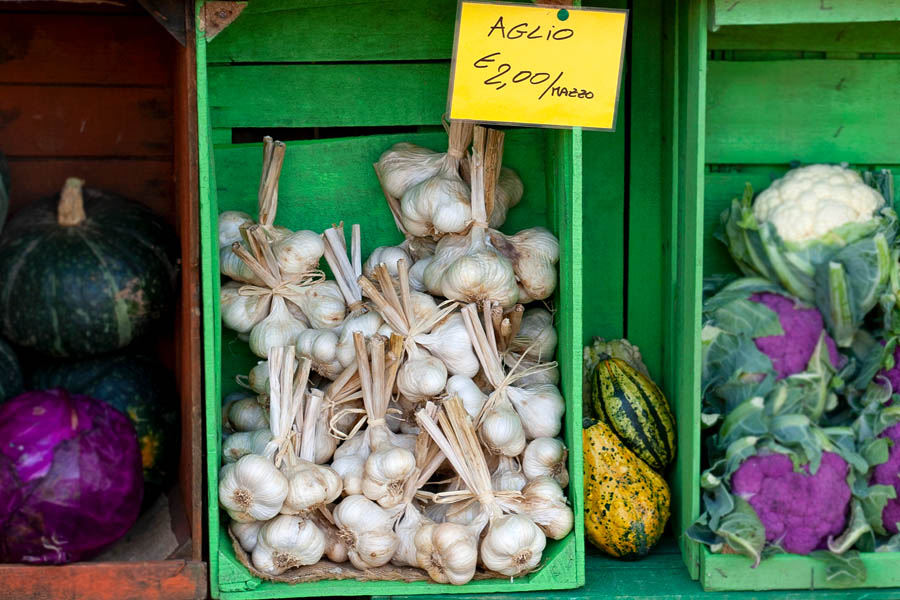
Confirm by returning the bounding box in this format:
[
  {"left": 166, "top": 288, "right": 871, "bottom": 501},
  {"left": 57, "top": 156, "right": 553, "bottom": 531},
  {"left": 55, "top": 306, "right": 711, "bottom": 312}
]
[
  {"left": 0, "top": 86, "right": 173, "bottom": 157},
  {"left": 0, "top": 560, "right": 207, "bottom": 600},
  {"left": 0, "top": 14, "right": 172, "bottom": 85},
  {"left": 710, "top": 0, "right": 900, "bottom": 29},
  {"left": 137, "top": 0, "right": 188, "bottom": 45},
  {"left": 201, "top": 1, "right": 247, "bottom": 41},
  {"left": 208, "top": 63, "right": 449, "bottom": 129},
  {"left": 206, "top": 0, "right": 456, "bottom": 63},
  {"left": 709, "top": 22, "right": 900, "bottom": 53},
  {"left": 706, "top": 59, "right": 900, "bottom": 165}
]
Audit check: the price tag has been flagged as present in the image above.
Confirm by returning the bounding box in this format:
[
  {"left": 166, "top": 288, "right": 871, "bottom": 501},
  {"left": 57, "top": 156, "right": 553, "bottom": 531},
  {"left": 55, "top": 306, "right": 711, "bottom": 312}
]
[{"left": 448, "top": 1, "right": 628, "bottom": 131}]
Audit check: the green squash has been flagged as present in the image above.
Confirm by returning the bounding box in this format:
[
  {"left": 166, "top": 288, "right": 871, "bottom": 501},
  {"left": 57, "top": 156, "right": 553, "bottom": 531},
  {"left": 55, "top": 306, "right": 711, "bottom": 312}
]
[
  {"left": 0, "top": 150, "right": 9, "bottom": 233},
  {"left": 31, "top": 355, "right": 179, "bottom": 500},
  {"left": 0, "top": 178, "right": 179, "bottom": 357},
  {"left": 0, "top": 338, "right": 22, "bottom": 402}
]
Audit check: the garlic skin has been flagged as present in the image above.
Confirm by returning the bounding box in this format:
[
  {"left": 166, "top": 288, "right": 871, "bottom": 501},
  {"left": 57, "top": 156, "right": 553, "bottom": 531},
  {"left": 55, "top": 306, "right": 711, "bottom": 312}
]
[
  {"left": 479, "top": 403, "right": 526, "bottom": 457},
  {"left": 489, "top": 227, "right": 560, "bottom": 301},
  {"left": 521, "top": 477, "right": 574, "bottom": 540},
  {"left": 249, "top": 296, "right": 307, "bottom": 359},
  {"left": 391, "top": 504, "right": 430, "bottom": 567},
  {"left": 219, "top": 454, "right": 289, "bottom": 522},
  {"left": 313, "top": 407, "right": 339, "bottom": 464},
  {"left": 415, "top": 522, "right": 478, "bottom": 585},
  {"left": 422, "top": 235, "right": 468, "bottom": 296},
  {"left": 226, "top": 397, "right": 269, "bottom": 432},
  {"left": 480, "top": 514, "right": 546, "bottom": 576},
  {"left": 314, "top": 513, "right": 350, "bottom": 563},
  {"left": 221, "top": 281, "right": 271, "bottom": 334},
  {"left": 408, "top": 256, "right": 432, "bottom": 293},
  {"left": 280, "top": 462, "right": 333, "bottom": 514},
  {"left": 377, "top": 143, "right": 444, "bottom": 199},
  {"left": 506, "top": 357, "right": 560, "bottom": 386},
  {"left": 492, "top": 456, "right": 527, "bottom": 492},
  {"left": 219, "top": 211, "right": 253, "bottom": 248},
  {"left": 331, "top": 454, "right": 365, "bottom": 497},
  {"left": 364, "top": 246, "right": 412, "bottom": 279},
  {"left": 522, "top": 437, "right": 569, "bottom": 487},
  {"left": 272, "top": 230, "right": 324, "bottom": 280},
  {"left": 288, "top": 281, "right": 347, "bottom": 330},
  {"left": 223, "top": 429, "right": 274, "bottom": 464},
  {"left": 230, "top": 519, "right": 262, "bottom": 553},
  {"left": 252, "top": 515, "right": 326, "bottom": 575},
  {"left": 507, "top": 384, "right": 565, "bottom": 440},
  {"left": 446, "top": 375, "right": 487, "bottom": 418},
  {"left": 333, "top": 495, "right": 399, "bottom": 569},
  {"left": 508, "top": 308, "right": 557, "bottom": 361},
  {"left": 415, "top": 314, "right": 479, "bottom": 377},
  {"left": 488, "top": 167, "right": 523, "bottom": 230},
  {"left": 296, "top": 328, "right": 342, "bottom": 379},
  {"left": 220, "top": 245, "right": 265, "bottom": 285},
  {"left": 437, "top": 231, "right": 519, "bottom": 309},
  {"left": 362, "top": 446, "right": 417, "bottom": 508},
  {"left": 400, "top": 170, "right": 471, "bottom": 238},
  {"left": 397, "top": 355, "right": 447, "bottom": 401},
  {"left": 335, "top": 310, "right": 384, "bottom": 368}
]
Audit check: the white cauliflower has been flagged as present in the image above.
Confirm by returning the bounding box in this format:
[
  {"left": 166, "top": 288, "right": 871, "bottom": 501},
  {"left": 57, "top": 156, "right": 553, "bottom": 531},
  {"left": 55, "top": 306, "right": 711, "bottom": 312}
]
[{"left": 753, "top": 164, "right": 885, "bottom": 242}]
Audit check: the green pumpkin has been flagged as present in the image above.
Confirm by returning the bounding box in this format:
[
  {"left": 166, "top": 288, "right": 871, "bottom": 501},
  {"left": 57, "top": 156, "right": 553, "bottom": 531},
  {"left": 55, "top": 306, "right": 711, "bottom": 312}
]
[
  {"left": 0, "top": 178, "right": 179, "bottom": 357},
  {"left": 0, "top": 338, "right": 22, "bottom": 402},
  {"left": 31, "top": 355, "right": 178, "bottom": 499}
]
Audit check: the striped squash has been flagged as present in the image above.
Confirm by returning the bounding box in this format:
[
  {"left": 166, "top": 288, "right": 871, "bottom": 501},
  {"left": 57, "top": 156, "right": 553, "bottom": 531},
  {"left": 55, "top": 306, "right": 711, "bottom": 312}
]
[{"left": 591, "top": 356, "right": 676, "bottom": 472}]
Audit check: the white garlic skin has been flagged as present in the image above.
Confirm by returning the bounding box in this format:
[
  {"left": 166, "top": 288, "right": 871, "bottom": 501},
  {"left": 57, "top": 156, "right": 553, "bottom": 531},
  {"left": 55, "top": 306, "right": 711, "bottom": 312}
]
[
  {"left": 362, "top": 446, "right": 417, "bottom": 508},
  {"left": 408, "top": 256, "right": 432, "bottom": 293},
  {"left": 219, "top": 454, "right": 289, "bottom": 522},
  {"left": 290, "top": 281, "right": 347, "bottom": 330},
  {"left": 489, "top": 167, "right": 524, "bottom": 229},
  {"left": 220, "top": 245, "right": 264, "bottom": 285},
  {"left": 438, "top": 240, "right": 519, "bottom": 309},
  {"left": 247, "top": 361, "right": 270, "bottom": 395},
  {"left": 521, "top": 477, "right": 574, "bottom": 540},
  {"left": 331, "top": 454, "right": 365, "bottom": 497},
  {"left": 415, "top": 522, "right": 478, "bottom": 585},
  {"left": 415, "top": 313, "right": 479, "bottom": 377},
  {"left": 248, "top": 296, "right": 307, "bottom": 359},
  {"left": 221, "top": 281, "right": 271, "bottom": 334},
  {"left": 335, "top": 310, "right": 384, "bottom": 367},
  {"left": 226, "top": 397, "right": 269, "bottom": 432},
  {"left": 218, "top": 210, "right": 253, "bottom": 248},
  {"left": 509, "top": 308, "right": 557, "bottom": 361},
  {"left": 333, "top": 495, "right": 399, "bottom": 569},
  {"left": 364, "top": 246, "right": 412, "bottom": 279},
  {"left": 506, "top": 356, "right": 560, "bottom": 386},
  {"left": 252, "top": 515, "right": 326, "bottom": 575},
  {"left": 223, "top": 429, "right": 273, "bottom": 464},
  {"left": 281, "top": 462, "right": 330, "bottom": 513},
  {"left": 522, "top": 437, "right": 569, "bottom": 487},
  {"left": 446, "top": 375, "right": 487, "bottom": 418},
  {"left": 479, "top": 403, "right": 526, "bottom": 457},
  {"left": 296, "top": 328, "right": 342, "bottom": 379},
  {"left": 492, "top": 457, "right": 527, "bottom": 492},
  {"left": 397, "top": 355, "right": 448, "bottom": 401},
  {"left": 313, "top": 408, "right": 339, "bottom": 465},
  {"left": 272, "top": 230, "right": 324, "bottom": 280},
  {"left": 391, "top": 504, "right": 430, "bottom": 567},
  {"left": 490, "top": 227, "right": 560, "bottom": 301},
  {"left": 480, "top": 514, "right": 546, "bottom": 576},
  {"left": 400, "top": 167, "right": 471, "bottom": 238},
  {"left": 377, "top": 143, "right": 444, "bottom": 199},
  {"left": 230, "top": 519, "right": 262, "bottom": 553},
  {"left": 508, "top": 384, "right": 565, "bottom": 440}
]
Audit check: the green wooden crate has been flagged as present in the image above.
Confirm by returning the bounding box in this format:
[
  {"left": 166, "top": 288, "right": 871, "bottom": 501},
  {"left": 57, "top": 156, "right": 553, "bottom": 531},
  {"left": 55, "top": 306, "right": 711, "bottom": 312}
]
[
  {"left": 196, "top": 0, "right": 585, "bottom": 597},
  {"left": 671, "top": 0, "right": 900, "bottom": 591}
]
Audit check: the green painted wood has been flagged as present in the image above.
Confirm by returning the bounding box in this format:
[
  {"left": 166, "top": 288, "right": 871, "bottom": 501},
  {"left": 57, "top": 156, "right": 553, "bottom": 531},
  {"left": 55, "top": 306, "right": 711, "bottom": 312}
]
[
  {"left": 211, "top": 128, "right": 231, "bottom": 146},
  {"left": 710, "top": 0, "right": 900, "bottom": 28},
  {"left": 207, "top": 0, "right": 457, "bottom": 63},
  {"left": 706, "top": 59, "right": 900, "bottom": 165},
  {"left": 208, "top": 63, "right": 449, "bottom": 129},
  {"left": 709, "top": 22, "right": 900, "bottom": 53}
]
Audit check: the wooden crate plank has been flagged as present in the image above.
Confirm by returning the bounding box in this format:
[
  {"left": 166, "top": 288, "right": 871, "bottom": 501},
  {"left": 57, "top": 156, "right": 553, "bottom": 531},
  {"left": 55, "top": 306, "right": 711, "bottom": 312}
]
[
  {"left": 0, "top": 560, "right": 206, "bottom": 600},
  {"left": 6, "top": 159, "right": 174, "bottom": 224},
  {"left": 711, "top": 0, "right": 900, "bottom": 28},
  {"left": 207, "top": 0, "right": 456, "bottom": 63},
  {"left": 709, "top": 23, "right": 900, "bottom": 53},
  {"left": 706, "top": 60, "right": 900, "bottom": 165},
  {"left": 208, "top": 63, "right": 449, "bottom": 129},
  {"left": 0, "top": 86, "right": 173, "bottom": 158},
  {"left": 0, "top": 14, "right": 172, "bottom": 85}
]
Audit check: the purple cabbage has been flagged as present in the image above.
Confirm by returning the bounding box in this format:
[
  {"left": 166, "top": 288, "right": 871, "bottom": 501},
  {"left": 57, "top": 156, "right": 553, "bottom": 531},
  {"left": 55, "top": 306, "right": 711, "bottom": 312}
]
[
  {"left": 0, "top": 389, "right": 143, "bottom": 564},
  {"left": 877, "top": 343, "right": 900, "bottom": 396},
  {"left": 732, "top": 451, "right": 850, "bottom": 554},
  {"left": 749, "top": 292, "right": 842, "bottom": 379},
  {"left": 872, "top": 423, "right": 900, "bottom": 534}
]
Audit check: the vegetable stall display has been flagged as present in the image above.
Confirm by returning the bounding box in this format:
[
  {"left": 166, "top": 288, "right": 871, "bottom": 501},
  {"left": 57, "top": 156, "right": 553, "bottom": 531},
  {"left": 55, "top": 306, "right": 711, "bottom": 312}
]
[
  {"left": 689, "top": 165, "right": 900, "bottom": 584},
  {"left": 215, "top": 126, "right": 574, "bottom": 586}
]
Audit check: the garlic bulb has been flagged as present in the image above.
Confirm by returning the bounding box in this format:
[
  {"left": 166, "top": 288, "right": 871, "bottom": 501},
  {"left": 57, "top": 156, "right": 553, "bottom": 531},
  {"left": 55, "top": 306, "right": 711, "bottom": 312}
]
[
  {"left": 332, "top": 454, "right": 365, "bottom": 497},
  {"left": 480, "top": 513, "right": 546, "bottom": 576},
  {"left": 422, "top": 235, "right": 467, "bottom": 295},
  {"left": 492, "top": 456, "right": 527, "bottom": 492},
  {"left": 296, "top": 328, "right": 342, "bottom": 379},
  {"left": 479, "top": 403, "right": 526, "bottom": 457},
  {"left": 376, "top": 142, "right": 444, "bottom": 199},
  {"left": 226, "top": 397, "right": 269, "bottom": 432},
  {"left": 520, "top": 477, "right": 574, "bottom": 540},
  {"left": 230, "top": 519, "right": 262, "bottom": 553},
  {"left": 488, "top": 167, "right": 523, "bottom": 229},
  {"left": 507, "top": 384, "right": 565, "bottom": 440},
  {"left": 335, "top": 310, "right": 384, "bottom": 368},
  {"left": 287, "top": 281, "right": 346, "bottom": 330},
  {"left": 397, "top": 355, "right": 447, "bottom": 401},
  {"left": 391, "top": 503, "right": 430, "bottom": 567},
  {"left": 221, "top": 281, "right": 271, "bottom": 334},
  {"left": 219, "top": 210, "right": 253, "bottom": 248},
  {"left": 223, "top": 429, "right": 273, "bottom": 463},
  {"left": 249, "top": 296, "right": 306, "bottom": 359},
  {"left": 446, "top": 375, "right": 487, "bottom": 418},
  {"left": 504, "top": 356, "right": 560, "bottom": 386},
  {"left": 408, "top": 256, "right": 432, "bottom": 292},
  {"left": 415, "top": 313, "right": 479, "bottom": 377},
  {"left": 220, "top": 244, "right": 264, "bottom": 285},
  {"left": 364, "top": 246, "right": 411, "bottom": 279},
  {"left": 333, "top": 495, "right": 399, "bottom": 569},
  {"left": 489, "top": 227, "right": 559, "bottom": 301},
  {"left": 272, "top": 230, "right": 324, "bottom": 280},
  {"left": 508, "top": 308, "right": 557, "bottom": 361},
  {"left": 362, "top": 446, "right": 417, "bottom": 508},
  {"left": 313, "top": 406, "right": 338, "bottom": 464},
  {"left": 219, "top": 454, "right": 288, "bottom": 522},
  {"left": 247, "top": 361, "right": 271, "bottom": 395},
  {"left": 522, "top": 437, "right": 569, "bottom": 487},
  {"left": 282, "top": 461, "right": 341, "bottom": 514},
  {"left": 252, "top": 514, "right": 326, "bottom": 575},
  {"left": 313, "top": 512, "right": 349, "bottom": 563},
  {"left": 415, "top": 522, "right": 478, "bottom": 585}
]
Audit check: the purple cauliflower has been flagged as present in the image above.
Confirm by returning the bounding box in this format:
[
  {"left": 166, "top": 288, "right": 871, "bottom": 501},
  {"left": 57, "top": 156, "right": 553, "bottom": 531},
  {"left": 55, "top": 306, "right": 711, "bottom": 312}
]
[
  {"left": 872, "top": 422, "right": 900, "bottom": 534},
  {"left": 732, "top": 451, "right": 850, "bottom": 554},
  {"left": 877, "top": 342, "right": 900, "bottom": 395},
  {"left": 749, "top": 292, "right": 842, "bottom": 380}
]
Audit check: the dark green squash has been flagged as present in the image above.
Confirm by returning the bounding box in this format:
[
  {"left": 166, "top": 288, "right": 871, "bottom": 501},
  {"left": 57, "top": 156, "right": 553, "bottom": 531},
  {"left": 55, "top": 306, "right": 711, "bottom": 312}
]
[
  {"left": 0, "top": 338, "right": 22, "bottom": 402},
  {"left": 0, "top": 178, "right": 179, "bottom": 357},
  {"left": 31, "top": 355, "right": 178, "bottom": 501}
]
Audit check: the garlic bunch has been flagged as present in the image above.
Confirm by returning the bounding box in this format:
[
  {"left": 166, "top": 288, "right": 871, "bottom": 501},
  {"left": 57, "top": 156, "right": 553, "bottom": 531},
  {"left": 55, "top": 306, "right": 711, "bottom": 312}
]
[
  {"left": 522, "top": 437, "right": 569, "bottom": 487},
  {"left": 376, "top": 143, "right": 446, "bottom": 200},
  {"left": 414, "top": 522, "right": 479, "bottom": 585},
  {"left": 333, "top": 495, "right": 399, "bottom": 569},
  {"left": 224, "top": 396, "right": 269, "bottom": 432},
  {"left": 224, "top": 429, "right": 274, "bottom": 463},
  {"left": 507, "top": 384, "right": 565, "bottom": 440},
  {"left": 489, "top": 228, "right": 560, "bottom": 302},
  {"left": 364, "top": 246, "right": 411, "bottom": 279},
  {"left": 507, "top": 308, "right": 557, "bottom": 361},
  {"left": 479, "top": 513, "right": 545, "bottom": 575},
  {"left": 446, "top": 375, "right": 487, "bottom": 418},
  {"left": 488, "top": 167, "right": 523, "bottom": 229},
  {"left": 287, "top": 281, "right": 346, "bottom": 330},
  {"left": 272, "top": 230, "right": 325, "bottom": 281},
  {"left": 230, "top": 519, "right": 262, "bottom": 553},
  {"left": 221, "top": 281, "right": 271, "bottom": 333},
  {"left": 219, "top": 210, "right": 254, "bottom": 248},
  {"left": 491, "top": 456, "right": 527, "bottom": 492},
  {"left": 518, "top": 477, "right": 574, "bottom": 541},
  {"left": 295, "top": 329, "right": 341, "bottom": 379},
  {"left": 252, "top": 514, "right": 326, "bottom": 575},
  {"left": 249, "top": 295, "right": 306, "bottom": 359},
  {"left": 219, "top": 454, "right": 288, "bottom": 522}
]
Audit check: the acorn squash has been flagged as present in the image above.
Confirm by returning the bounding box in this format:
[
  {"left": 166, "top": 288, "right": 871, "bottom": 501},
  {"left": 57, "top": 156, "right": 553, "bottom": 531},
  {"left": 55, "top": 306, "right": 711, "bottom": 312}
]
[{"left": 583, "top": 420, "right": 670, "bottom": 559}]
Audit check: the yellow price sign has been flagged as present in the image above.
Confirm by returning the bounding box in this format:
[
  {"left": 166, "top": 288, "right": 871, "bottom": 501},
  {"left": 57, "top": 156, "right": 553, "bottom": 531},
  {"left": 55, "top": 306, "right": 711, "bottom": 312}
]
[{"left": 448, "top": 1, "right": 628, "bottom": 131}]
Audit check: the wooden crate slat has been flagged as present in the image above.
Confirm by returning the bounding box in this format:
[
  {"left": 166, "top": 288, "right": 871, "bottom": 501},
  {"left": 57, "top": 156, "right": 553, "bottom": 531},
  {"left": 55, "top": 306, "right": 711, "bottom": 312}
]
[
  {"left": 0, "top": 14, "right": 172, "bottom": 85},
  {"left": 711, "top": 0, "right": 900, "bottom": 27},
  {"left": 709, "top": 22, "right": 900, "bottom": 53},
  {"left": 0, "top": 86, "right": 173, "bottom": 158},
  {"left": 208, "top": 63, "right": 450, "bottom": 129},
  {"left": 206, "top": 0, "right": 456, "bottom": 63},
  {"left": 706, "top": 59, "right": 900, "bottom": 164}
]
